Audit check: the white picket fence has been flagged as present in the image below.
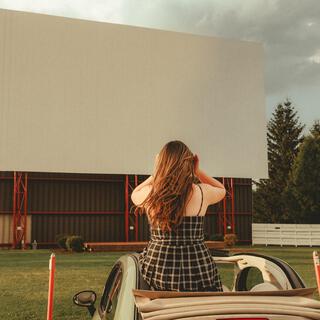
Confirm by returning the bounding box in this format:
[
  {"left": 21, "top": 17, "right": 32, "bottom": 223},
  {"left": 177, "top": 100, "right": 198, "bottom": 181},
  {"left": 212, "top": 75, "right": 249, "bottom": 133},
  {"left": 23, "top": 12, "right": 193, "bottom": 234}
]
[{"left": 252, "top": 223, "right": 320, "bottom": 247}]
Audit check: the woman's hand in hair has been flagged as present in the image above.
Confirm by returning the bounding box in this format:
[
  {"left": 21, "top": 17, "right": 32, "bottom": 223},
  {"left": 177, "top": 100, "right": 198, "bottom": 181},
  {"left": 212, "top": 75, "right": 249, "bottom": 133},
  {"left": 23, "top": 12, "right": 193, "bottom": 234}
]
[
  {"left": 193, "top": 154, "right": 200, "bottom": 176},
  {"left": 153, "top": 153, "right": 159, "bottom": 175}
]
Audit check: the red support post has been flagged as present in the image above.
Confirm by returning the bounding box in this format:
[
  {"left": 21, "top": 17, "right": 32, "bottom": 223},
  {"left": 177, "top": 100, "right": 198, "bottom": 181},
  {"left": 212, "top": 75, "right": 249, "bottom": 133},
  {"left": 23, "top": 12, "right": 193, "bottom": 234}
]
[
  {"left": 12, "top": 172, "right": 17, "bottom": 248},
  {"left": 125, "top": 175, "right": 129, "bottom": 242},
  {"left": 231, "top": 178, "right": 235, "bottom": 232},
  {"left": 217, "top": 211, "right": 223, "bottom": 235},
  {"left": 223, "top": 177, "right": 227, "bottom": 235},
  {"left": 134, "top": 175, "right": 139, "bottom": 241},
  {"left": 24, "top": 173, "right": 28, "bottom": 245},
  {"left": 218, "top": 177, "right": 235, "bottom": 236},
  {"left": 12, "top": 172, "right": 28, "bottom": 249}
]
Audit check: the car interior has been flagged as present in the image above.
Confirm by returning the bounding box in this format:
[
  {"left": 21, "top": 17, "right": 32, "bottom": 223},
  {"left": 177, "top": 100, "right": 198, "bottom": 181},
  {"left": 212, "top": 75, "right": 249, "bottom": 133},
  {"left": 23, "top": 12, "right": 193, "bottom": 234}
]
[
  {"left": 137, "top": 264, "right": 279, "bottom": 292},
  {"left": 134, "top": 253, "right": 297, "bottom": 293}
]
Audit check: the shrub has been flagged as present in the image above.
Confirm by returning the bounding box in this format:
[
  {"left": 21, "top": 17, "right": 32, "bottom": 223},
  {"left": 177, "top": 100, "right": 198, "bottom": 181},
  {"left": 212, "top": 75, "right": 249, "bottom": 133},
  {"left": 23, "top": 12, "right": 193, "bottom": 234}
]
[
  {"left": 224, "top": 233, "right": 237, "bottom": 247},
  {"left": 55, "top": 234, "right": 69, "bottom": 250},
  {"left": 66, "top": 235, "right": 84, "bottom": 252},
  {"left": 209, "top": 233, "right": 224, "bottom": 241}
]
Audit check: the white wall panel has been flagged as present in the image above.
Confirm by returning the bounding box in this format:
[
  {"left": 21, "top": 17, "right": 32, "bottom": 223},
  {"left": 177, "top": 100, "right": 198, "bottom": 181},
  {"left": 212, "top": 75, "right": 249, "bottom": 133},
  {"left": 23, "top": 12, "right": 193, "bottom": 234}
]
[{"left": 253, "top": 223, "right": 320, "bottom": 246}]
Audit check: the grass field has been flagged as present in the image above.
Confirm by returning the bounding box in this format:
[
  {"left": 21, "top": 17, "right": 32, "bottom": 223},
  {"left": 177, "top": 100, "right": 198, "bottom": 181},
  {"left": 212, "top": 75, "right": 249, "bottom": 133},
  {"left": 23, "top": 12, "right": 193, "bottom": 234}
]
[{"left": 0, "top": 246, "right": 318, "bottom": 320}]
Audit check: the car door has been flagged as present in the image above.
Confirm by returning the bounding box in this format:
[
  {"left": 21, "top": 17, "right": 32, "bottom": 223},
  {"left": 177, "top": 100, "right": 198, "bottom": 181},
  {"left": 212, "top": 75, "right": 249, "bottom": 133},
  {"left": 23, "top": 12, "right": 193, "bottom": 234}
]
[{"left": 99, "top": 262, "right": 123, "bottom": 320}]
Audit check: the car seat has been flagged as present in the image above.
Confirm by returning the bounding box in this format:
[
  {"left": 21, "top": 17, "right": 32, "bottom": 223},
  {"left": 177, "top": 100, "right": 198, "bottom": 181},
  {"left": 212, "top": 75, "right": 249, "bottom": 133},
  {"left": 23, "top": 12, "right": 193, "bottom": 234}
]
[
  {"left": 250, "top": 282, "right": 281, "bottom": 291},
  {"left": 222, "top": 285, "right": 231, "bottom": 292}
]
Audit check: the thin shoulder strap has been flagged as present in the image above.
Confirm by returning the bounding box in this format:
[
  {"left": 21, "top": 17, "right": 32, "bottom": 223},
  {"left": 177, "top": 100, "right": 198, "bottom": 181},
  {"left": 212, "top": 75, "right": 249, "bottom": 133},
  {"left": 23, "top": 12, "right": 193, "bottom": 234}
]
[{"left": 196, "top": 184, "right": 203, "bottom": 216}]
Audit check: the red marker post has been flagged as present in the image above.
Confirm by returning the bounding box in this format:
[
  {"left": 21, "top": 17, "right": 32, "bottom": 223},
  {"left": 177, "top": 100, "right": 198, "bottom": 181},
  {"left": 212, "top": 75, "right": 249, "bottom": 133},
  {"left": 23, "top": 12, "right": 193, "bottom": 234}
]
[
  {"left": 313, "top": 251, "right": 320, "bottom": 296},
  {"left": 47, "top": 253, "right": 56, "bottom": 320}
]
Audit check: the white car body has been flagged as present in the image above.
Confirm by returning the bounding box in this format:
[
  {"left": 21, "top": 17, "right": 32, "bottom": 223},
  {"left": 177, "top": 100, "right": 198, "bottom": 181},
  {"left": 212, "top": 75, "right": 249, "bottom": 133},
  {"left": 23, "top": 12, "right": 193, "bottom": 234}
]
[{"left": 73, "top": 252, "right": 319, "bottom": 320}]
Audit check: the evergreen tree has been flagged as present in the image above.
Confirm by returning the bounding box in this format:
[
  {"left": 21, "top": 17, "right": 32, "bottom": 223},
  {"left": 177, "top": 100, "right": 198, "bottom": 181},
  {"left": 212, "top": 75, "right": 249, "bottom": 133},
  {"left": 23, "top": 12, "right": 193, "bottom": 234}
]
[
  {"left": 310, "top": 119, "right": 320, "bottom": 137},
  {"left": 285, "top": 120, "right": 320, "bottom": 223},
  {"left": 253, "top": 99, "right": 305, "bottom": 223}
]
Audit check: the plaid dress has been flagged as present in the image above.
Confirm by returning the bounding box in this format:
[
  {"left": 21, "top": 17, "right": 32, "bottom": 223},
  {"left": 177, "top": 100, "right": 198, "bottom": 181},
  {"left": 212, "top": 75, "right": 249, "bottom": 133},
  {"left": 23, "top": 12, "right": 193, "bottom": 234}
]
[{"left": 138, "top": 185, "right": 223, "bottom": 292}]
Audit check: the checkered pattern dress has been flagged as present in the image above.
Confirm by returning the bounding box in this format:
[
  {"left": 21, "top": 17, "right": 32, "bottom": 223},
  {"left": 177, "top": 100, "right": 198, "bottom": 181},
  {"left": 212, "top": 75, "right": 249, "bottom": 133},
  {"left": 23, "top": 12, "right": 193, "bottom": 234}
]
[{"left": 138, "top": 184, "right": 223, "bottom": 292}]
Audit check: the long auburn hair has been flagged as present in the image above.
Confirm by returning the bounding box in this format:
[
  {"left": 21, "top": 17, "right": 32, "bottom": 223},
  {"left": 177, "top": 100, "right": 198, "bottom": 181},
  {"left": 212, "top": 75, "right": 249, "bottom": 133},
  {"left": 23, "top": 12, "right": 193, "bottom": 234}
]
[{"left": 133, "top": 140, "right": 198, "bottom": 232}]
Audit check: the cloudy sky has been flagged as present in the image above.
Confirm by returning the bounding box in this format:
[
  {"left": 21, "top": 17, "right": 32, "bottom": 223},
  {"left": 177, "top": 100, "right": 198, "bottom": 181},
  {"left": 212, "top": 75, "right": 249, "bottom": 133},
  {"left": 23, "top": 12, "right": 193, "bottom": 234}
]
[{"left": 0, "top": 0, "right": 319, "bottom": 133}]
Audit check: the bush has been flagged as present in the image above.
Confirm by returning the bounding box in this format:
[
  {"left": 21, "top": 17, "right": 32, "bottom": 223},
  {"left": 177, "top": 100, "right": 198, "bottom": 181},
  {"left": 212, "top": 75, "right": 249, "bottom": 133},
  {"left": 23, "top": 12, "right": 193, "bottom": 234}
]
[
  {"left": 209, "top": 233, "right": 224, "bottom": 241},
  {"left": 66, "top": 235, "right": 84, "bottom": 252},
  {"left": 224, "top": 233, "right": 237, "bottom": 247},
  {"left": 204, "top": 233, "right": 224, "bottom": 241},
  {"left": 55, "top": 234, "right": 69, "bottom": 250}
]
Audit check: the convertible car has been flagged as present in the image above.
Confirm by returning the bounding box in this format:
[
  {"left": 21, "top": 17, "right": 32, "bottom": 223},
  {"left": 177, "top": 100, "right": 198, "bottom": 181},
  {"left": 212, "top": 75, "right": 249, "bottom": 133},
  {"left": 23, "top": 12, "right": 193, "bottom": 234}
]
[{"left": 73, "top": 251, "right": 320, "bottom": 320}]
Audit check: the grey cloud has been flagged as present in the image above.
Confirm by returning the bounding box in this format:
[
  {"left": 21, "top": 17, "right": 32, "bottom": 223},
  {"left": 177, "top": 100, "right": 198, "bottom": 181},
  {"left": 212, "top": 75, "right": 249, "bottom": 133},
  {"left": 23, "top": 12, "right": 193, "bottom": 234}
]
[{"left": 120, "top": 0, "right": 320, "bottom": 95}]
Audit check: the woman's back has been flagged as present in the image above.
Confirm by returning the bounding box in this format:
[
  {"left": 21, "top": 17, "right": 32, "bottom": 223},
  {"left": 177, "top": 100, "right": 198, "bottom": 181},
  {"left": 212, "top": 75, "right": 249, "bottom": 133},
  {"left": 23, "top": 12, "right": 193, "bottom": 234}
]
[
  {"left": 133, "top": 141, "right": 225, "bottom": 292},
  {"left": 138, "top": 184, "right": 223, "bottom": 292},
  {"left": 137, "top": 182, "right": 225, "bottom": 218}
]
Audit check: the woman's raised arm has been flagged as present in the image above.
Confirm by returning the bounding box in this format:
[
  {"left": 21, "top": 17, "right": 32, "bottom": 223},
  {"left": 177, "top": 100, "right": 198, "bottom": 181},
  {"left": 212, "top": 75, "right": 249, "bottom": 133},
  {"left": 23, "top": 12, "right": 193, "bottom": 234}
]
[
  {"left": 131, "top": 175, "right": 154, "bottom": 206},
  {"left": 193, "top": 154, "right": 226, "bottom": 205}
]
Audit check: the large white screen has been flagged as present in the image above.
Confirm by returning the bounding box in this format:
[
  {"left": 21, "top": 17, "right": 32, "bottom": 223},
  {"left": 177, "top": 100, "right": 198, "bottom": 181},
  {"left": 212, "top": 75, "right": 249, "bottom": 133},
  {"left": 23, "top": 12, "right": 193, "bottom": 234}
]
[{"left": 0, "top": 9, "right": 268, "bottom": 178}]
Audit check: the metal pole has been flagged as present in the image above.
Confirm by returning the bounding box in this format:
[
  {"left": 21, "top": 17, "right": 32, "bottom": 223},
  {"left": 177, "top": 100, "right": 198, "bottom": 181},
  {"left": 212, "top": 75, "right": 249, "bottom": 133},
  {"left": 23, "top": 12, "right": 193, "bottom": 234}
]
[
  {"left": 223, "top": 177, "right": 227, "bottom": 235},
  {"left": 12, "top": 172, "right": 28, "bottom": 249},
  {"left": 231, "top": 178, "right": 235, "bottom": 233},
  {"left": 134, "top": 175, "right": 138, "bottom": 241},
  {"left": 12, "top": 172, "right": 17, "bottom": 248},
  {"left": 47, "top": 253, "right": 56, "bottom": 320},
  {"left": 23, "top": 173, "right": 28, "bottom": 249},
  {"left": 125, "top": 175, "right": 129, "bottom": 242}
]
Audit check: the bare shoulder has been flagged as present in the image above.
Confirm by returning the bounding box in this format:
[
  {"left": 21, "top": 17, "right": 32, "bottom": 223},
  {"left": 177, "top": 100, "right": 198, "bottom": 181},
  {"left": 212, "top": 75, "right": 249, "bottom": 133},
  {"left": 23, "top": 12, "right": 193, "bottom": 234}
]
[
  {"left": 131, "top": 184, "right": 152, "bottom": 206},
  {"left": 197, "top": 183, "right": 226, "bottom": 205}
]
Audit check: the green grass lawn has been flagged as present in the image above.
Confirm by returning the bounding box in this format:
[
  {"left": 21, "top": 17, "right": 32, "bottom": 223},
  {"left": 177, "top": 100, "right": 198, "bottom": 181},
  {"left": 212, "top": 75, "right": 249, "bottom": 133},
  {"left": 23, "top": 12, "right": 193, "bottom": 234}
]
[{"left": 0, "top": 246, "right": 319, "bottom": 320}]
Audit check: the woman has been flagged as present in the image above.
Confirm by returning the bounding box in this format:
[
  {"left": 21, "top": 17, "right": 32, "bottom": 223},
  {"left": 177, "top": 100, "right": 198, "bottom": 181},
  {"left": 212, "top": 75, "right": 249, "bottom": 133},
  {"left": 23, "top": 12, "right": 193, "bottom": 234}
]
[{"left": 131, "top": 140, "right": 226, "bottom": 292}]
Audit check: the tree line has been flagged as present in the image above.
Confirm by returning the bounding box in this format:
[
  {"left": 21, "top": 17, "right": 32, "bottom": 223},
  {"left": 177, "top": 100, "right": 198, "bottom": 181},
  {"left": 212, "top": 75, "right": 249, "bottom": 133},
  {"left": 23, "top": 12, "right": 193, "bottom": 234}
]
[{"left": 253, "top": 99, "right": 320, "bottom": 223}]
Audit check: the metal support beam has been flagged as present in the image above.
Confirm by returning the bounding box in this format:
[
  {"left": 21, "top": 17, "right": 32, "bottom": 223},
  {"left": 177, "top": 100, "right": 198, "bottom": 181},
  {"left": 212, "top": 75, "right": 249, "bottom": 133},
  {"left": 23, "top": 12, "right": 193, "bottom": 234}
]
[
  {"left": 12, "top": 172, "right": 28, "bottom": 249},
  {"left": 124, "top": 174, "right": 141, "bottom": 242},
  {"left": 223, "top": 177, "right": 227, "bottom": 235},
  {"left": 134, "top": 175, "right": 139, "bottom": 241},
  {"left": 124, "top": 175, "right": 129, "bottom": 242},
  {"left": 231, "top": 178, "right": 235, "bottom": 232},
  {"left": 217, "top": 177, "right": 235, "bottom": 236}
]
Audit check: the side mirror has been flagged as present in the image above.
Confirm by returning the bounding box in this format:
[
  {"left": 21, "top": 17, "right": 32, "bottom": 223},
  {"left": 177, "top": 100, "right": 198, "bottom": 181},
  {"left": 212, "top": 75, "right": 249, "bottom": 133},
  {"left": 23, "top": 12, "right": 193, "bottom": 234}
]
[{"left": 73, "top": 290, "right": 96, "bottom": 316}]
